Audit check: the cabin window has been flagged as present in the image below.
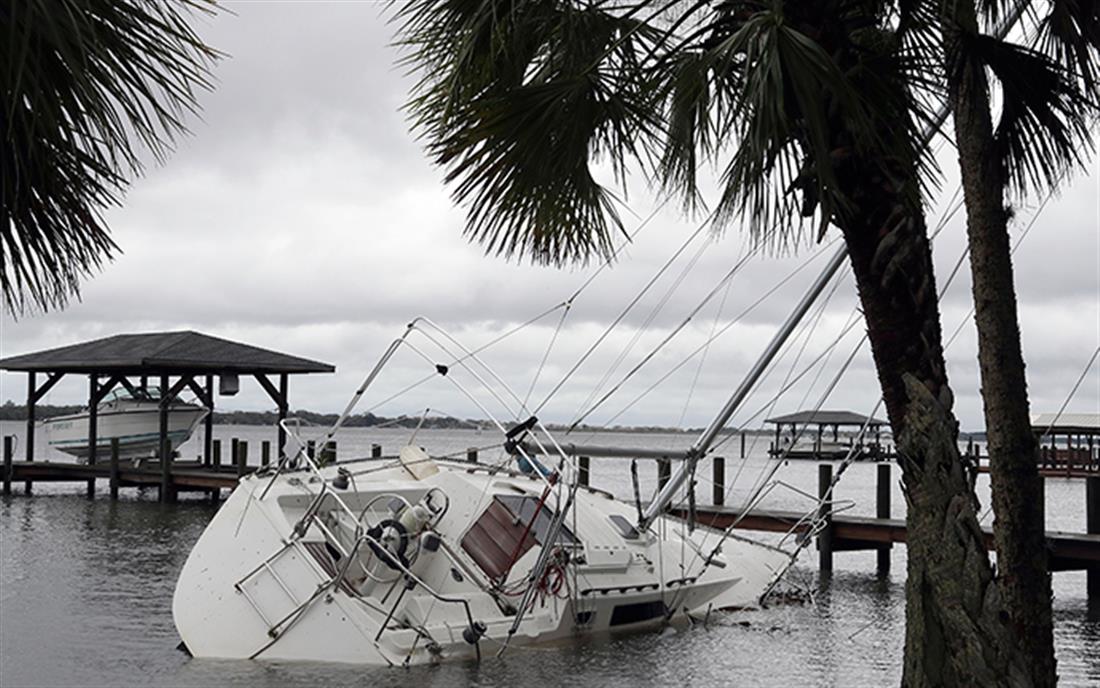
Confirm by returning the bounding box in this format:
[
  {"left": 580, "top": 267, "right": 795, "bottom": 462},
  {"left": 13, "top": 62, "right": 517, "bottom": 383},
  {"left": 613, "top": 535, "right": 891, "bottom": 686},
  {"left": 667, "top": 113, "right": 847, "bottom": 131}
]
[{"left": 609, "top": 600, "right": 667, "bottom": 627}]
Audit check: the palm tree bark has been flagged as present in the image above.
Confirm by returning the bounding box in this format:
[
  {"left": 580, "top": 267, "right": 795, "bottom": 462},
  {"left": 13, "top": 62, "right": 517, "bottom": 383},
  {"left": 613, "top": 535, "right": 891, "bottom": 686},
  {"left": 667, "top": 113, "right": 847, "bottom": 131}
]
[
  {"left": 819, "top": 21, "right": 1031, "bottom": 683},
  {"left": 942, "top": 4, "right": 1057, "bottom": 684},
  {"left": 836, "top": 168, "right": 1030, "bottom": 687}
]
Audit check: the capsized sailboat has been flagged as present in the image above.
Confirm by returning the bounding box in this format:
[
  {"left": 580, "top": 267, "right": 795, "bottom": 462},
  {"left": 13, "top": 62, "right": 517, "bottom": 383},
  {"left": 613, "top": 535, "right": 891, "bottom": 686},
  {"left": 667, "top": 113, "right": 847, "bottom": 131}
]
[
  {"left": 172, "top": 315, "right": 810, "bottom": 666},
  {"left": 173, "top": 443, "right": 790, "bottom": 665}
]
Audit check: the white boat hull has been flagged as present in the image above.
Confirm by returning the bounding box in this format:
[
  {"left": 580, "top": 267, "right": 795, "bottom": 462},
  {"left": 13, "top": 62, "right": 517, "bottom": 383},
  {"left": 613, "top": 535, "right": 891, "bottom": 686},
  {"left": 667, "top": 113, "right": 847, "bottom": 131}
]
[
  {"left": 173, "top": 457, "right": 790, "bottom": 666},
  {"left": 44, "top": 405, "right": 206, "bottom": 460}
]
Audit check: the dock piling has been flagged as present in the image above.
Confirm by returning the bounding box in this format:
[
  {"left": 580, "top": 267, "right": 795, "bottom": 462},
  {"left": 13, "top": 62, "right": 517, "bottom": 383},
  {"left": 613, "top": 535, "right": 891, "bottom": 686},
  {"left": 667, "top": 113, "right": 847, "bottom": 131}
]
[
  {"left": 109, "top": 439, "right": 120, "bottom": 501},
  {"left": 3, "top": 435, "right": 12, "bottom": 495},
  {"left": 371, "top": 444, "right": 382, "bottom": 459},
  {"left": 212, "top": 439, "right": 222, "bottom": 468},
  {"left": 1088, "top": 476, "right": 1099, "bottom": 600},
  {"left": 713, "top": 456, "right": 725, "bottom": 506},
  {"left": 261, "top": 441, "right": 271, "bottom": 467},
  {"left": 236, "top": 440, "right": 248, "bottom": 478},
  {"left": 159, "top": 374, "right": 173, "bottom": 503},
  {"left": 876, "top": 463, "right": 891, "bottom": 574},
  {"left": 579, "top": 456, "right": 590, "bottom": 487},
  {"left": 467, "top": 448, "right": 478, "bottom": 464},
  {"left": 818, "top": 463, "right": 834, "bottom": 572}
]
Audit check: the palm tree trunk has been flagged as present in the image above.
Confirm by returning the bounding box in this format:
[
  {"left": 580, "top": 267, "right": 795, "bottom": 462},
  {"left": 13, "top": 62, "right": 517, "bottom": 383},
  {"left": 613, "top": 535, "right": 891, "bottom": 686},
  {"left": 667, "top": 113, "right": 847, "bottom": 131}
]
[
  {"left": 813, "top": 19, "right": 1032, "bottom": 669},
  {"left": 942, "top": 4, "right": 1057, "bottom": 684},
  {"left": 835, "top": 177, "right": 1030, "bottom": 685}
]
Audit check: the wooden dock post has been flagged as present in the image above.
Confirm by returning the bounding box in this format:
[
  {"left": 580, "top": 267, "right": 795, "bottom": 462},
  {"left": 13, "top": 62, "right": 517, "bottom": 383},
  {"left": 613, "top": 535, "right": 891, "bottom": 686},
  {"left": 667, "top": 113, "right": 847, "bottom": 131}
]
[
  {"left": 109, "top": 438, "right": 120, "bottom": 501},
  {"left": 3, "top": 435, "right": 12, "bottom": 496},
  {"left": 159, "top": 374, "right": 174, "bottom": 504},
  {"left": 467, "top": 448, "right": 478, "bottom": 464},
  {"left": 818, "top": 463, "right": 834, "bottom": 572},
  {"left": 261, "top": 441, "right": 271, "bottom": 467},
  {"left": 306, "top": 440, "right": 316, "bottom": 460},
  {"left": 212, "top": 439, "right": 222, "bottom": 468},
  {"left": 371, "top": 444, "right": 382, "bottom": 459},
  {"left": 658, "top": 458, "right": 671, "bottom": 491},
  {"left": 713, "top": 456, "right": 725, "bottom": 506},
  {"left": 236, "top": 440, "right": 248, "bottom": 478},
  {"left": 86, "top": 374, "right": 98, "bottom": 499},
  {"left": 876, "top": 463, "right": 891, "bottom": 574},
  {"left": 579, "top": 456, "right": 590, "bottom": 487},
  {"left": 1088, "top": 476, "right": 1099, "bottom": 600}
]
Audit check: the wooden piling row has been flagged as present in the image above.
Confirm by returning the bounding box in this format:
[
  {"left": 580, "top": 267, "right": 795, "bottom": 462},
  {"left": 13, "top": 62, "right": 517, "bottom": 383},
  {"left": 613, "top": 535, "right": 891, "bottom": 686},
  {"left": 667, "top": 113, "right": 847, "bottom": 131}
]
[{"left": 1, "top": 433, "right": 1096, "bottom": 601}]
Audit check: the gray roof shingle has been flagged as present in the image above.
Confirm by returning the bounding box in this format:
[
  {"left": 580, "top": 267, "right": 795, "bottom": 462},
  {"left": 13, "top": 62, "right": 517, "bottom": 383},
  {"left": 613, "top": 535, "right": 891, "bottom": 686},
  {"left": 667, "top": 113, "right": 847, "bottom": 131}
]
[
  {"left": 0, "top": 331, "right": 334, "bottom": 375},
  {"left": 765, "top": 410, "right": 888, "bottom": 427}
]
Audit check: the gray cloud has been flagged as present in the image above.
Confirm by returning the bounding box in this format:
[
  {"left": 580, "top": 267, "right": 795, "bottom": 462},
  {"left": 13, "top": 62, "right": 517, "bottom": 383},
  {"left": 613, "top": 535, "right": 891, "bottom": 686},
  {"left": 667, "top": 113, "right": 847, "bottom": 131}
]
[{"left": 2, "top": 2, "right": 1097, "bottom": 433}]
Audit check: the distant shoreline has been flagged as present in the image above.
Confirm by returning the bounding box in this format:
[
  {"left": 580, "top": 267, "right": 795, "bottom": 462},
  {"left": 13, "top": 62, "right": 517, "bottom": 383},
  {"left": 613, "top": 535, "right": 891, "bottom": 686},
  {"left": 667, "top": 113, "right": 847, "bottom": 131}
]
[
  {"left": 0, "top": 401, "right": 990, "bottom": 438},
  {"left": 0, "top": 401, "right": 729, "bottom": 435}
]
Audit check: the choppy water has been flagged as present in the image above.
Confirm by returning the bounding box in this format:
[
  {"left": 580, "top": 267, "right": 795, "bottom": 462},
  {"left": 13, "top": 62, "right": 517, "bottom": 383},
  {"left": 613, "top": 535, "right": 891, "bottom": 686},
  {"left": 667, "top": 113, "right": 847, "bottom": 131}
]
[{"left": 1, "top": 423, "right": 1097, "bottom": 687}]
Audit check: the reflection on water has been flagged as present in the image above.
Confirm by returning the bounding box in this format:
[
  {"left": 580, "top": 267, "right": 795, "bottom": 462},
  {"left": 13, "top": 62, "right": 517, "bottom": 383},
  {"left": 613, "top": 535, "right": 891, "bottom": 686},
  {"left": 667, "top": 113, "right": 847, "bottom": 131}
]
[{"left": 0, "top": 426, "right": 1097, "bottom": 687}]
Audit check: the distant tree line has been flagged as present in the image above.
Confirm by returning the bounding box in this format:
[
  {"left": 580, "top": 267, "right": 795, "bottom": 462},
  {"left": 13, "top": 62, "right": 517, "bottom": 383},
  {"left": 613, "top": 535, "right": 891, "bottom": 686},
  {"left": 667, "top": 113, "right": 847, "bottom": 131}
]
[{"left": 0, "top": 400, "right": 706, "bottom": 434}]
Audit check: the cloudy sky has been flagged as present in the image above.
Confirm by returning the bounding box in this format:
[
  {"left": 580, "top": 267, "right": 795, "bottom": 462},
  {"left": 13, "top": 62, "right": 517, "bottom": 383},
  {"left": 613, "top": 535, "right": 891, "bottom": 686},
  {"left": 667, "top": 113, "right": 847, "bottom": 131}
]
[{"left": 2, "top": 1, "right": 1097, "bottom": 434}]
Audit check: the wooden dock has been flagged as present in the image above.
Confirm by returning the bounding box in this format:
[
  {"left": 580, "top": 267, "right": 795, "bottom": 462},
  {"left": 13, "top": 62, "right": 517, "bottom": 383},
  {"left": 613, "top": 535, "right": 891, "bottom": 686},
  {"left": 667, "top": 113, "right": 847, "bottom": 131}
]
[
  {"left": 667, "top": 505, "right": 1100, "bottom": 573},
  {"left": 1, "top": 435, "right": 341, "bottom": 500},
  {"left": 3, "top": 438, "right": 1098, "bottom": 598}
]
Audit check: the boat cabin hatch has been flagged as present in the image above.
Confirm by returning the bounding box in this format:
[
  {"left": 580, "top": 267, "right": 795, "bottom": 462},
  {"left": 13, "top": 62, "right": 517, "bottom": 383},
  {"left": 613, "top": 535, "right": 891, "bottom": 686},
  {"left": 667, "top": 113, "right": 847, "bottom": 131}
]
[{"left": 462, "top": 494, "right": 578, "bottom": 580}]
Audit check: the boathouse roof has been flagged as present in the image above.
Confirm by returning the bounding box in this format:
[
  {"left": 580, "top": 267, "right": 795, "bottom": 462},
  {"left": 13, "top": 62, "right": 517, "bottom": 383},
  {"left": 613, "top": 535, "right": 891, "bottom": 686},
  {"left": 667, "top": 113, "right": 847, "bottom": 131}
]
[
  {"left": 765, "top": 410, "right": 888, "bottom": 427},
  {"left": 1031, "top": 413, "right": 1100, "bottom": 435},
  {"left": 0, "top": 331, "right": 335, "bottom": 375}
]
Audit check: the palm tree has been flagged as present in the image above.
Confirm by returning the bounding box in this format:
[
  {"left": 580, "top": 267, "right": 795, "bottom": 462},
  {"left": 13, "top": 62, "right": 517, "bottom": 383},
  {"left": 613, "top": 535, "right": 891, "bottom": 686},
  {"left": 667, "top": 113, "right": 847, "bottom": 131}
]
[
  {"left": 934, "top": 1, "right": 1098, "bottom": 684},
  {"left": 1, "top": 0, "right": 218, "bottom": 316},
  {"left": 393, "top": 0, "right": 1038, "bottom": 682}
]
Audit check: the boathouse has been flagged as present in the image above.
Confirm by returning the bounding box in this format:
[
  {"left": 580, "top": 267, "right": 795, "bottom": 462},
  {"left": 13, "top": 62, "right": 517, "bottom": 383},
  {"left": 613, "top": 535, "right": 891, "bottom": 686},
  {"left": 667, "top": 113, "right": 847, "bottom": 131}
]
[
  {"left": 0, "top": 331, "right": 334, "bottom": 501},
  {"left": 1033, "top": 412, "right": 1099, "bottom": 474},
  {"left": 765, "top": 409, "right": 889, "bottom": 460}
]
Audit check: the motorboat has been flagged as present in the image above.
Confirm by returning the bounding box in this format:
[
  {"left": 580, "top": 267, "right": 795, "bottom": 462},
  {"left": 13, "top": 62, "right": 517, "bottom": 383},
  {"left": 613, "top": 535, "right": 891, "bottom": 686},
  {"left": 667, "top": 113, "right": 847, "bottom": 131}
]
[
  {"left": 770, "top": 436, "right": 877, "bottom": 461},
  {"left": 44, "top": 388, "right": 206, "bottom": 461}
]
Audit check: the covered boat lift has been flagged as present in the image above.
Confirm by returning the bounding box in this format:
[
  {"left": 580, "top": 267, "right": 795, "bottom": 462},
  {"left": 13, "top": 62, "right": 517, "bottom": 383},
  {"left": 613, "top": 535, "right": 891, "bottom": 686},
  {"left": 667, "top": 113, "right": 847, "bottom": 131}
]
[
  {"left": 0, "top": 331, "right": 334, "bottom": 501},
  {"left": 765, "top": 409, "right": 889, "bottom": 460},
  {"left": 1032, "top": 412, "right": 1099, "bottom": 474}
]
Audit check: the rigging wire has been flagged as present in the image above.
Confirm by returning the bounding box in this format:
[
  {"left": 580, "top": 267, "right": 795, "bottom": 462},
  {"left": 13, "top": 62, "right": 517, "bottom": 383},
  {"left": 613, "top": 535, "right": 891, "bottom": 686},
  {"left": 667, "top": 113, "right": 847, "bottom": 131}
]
[
  {"left": 570, "top": 230, "right": 715, "bottom": 424},
  {"left": 677, "top": 268, "right": 736, "bottom": 428},
  {"left": 572, "top": 237, "right": 843, "bottom": 431},
  {"left": 360, "top": 200, "right": 665, "bottom": 418},
  {"left": 567, "top": 237, "right": 775, "bottom": 431},
  {"left": 532, "top": 221, "right": 713, "bottom": 416},
  {"left": 1040, "top": 346, "right": 1100, "bottom": 438}
]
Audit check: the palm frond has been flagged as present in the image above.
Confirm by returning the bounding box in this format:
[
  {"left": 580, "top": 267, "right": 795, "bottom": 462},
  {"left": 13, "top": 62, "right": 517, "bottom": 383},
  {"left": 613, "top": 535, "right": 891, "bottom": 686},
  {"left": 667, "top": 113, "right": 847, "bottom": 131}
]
[
  {"left": 2, "top": 0, "right": 218, "bottom": 316},
  {"left": 954, "top": 31, "right": 1094, "bottom": 195},
  {"left": 1039, "top": 0, "right": 1100, "bottom": 91},
  {"left": 397, "top": 0, "right": 665, "bottom": 265},
  {"left": 703, "top": 7, "right": 875, "bottom": 244}
]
